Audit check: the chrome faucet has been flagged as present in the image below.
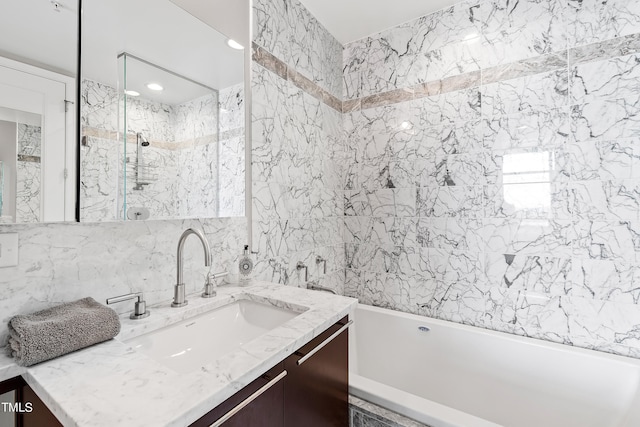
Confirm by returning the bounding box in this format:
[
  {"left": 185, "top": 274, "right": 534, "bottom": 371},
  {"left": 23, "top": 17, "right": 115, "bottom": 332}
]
[{"left": 172, "top": 228, "right": 211, "bottom": 308}]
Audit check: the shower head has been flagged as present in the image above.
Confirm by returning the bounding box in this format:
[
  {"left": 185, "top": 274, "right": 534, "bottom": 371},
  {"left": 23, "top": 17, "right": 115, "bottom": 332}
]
[{"left": 137, "top": 133, "right": 150, "bottom": 147}]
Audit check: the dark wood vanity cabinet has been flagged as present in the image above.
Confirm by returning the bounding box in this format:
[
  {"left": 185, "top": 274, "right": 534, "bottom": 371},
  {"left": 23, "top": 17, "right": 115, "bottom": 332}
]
[
  {"left": 191, "top": 316, "right": 349, "bottom": 427},
  {"left": 0, "top": 376, "right": 62, "bottom": 427},
  {"left": 284, "top": 316, "right": 349, "bottom": 427},
  {"left": 190, "top": 362, "right": 286, "bottom": 427}
]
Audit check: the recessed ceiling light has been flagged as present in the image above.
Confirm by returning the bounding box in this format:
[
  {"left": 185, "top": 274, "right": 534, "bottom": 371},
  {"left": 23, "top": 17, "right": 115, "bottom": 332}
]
[
  {"left": 124, "top": 90, "right": 140, "bottom": 97},
  {"left": 227, "top": 39, "right": 244, "bottom": 50},
  {"left": 146, "top": 83, "right": 163, "bottom": 91}
]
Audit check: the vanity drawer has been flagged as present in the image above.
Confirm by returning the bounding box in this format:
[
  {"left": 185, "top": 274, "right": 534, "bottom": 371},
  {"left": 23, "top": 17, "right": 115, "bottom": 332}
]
[{"left": 190, "top": 362, "right": 285, "bottom": 427}]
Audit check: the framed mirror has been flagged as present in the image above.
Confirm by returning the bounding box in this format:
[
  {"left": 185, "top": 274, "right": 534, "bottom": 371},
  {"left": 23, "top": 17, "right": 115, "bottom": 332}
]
[
  {"left": 79, "top": 0, "right": 247, "bottom": 222},
  {"left": 0, "top": 0, "right": 78, "bottom": 224}
]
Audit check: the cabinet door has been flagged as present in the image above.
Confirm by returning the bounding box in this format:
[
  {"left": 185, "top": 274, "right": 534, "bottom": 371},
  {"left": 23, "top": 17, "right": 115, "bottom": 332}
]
[
  {"left": 190, "top": 362, "right": 285, "bottom": 427},
  {"left": 0, "top": 376, "right": 62, "bottom": 427},
  {"left": 20, "top": 383, "right": 63, "bottom": 427},
  {"left": 284, "top": 316, "right": 349, "bottom": 427}
]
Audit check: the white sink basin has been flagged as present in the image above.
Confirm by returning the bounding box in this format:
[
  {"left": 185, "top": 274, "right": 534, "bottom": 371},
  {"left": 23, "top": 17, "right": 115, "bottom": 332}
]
[{"left": 126, "top": 299, "right": 302, "bottom": 373}]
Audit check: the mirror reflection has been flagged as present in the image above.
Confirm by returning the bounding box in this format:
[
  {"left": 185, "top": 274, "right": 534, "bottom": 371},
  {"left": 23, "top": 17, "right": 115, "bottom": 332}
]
[
  {"left": 0, "top": 0, "right": 78, "bottom": 223},
  {"left": 0, "top": 110, "right": 42, "bottom": 223},
  {"left": 80, "top": 0, "right": 245, "bottom": 222}
]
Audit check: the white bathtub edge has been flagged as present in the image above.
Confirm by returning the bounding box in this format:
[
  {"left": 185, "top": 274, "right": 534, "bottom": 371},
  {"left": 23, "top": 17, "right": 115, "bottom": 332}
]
[{"left": 349, "top": 373, "right": 503, "bottom": 427}]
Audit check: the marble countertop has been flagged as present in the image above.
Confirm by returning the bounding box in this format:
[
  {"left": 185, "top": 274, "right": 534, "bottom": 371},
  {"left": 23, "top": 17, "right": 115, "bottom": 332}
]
[{"left": 0, "top": 282, "right": 357, "bottom": 427}]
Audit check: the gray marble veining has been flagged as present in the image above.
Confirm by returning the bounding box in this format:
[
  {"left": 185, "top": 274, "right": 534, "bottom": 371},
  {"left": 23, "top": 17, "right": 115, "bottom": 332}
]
[
  {"left": 335, "top": 0, "right": 640, "bottom": 358},
  {"left": 80, "top": 79, "right": 224, "bottom": 221}
]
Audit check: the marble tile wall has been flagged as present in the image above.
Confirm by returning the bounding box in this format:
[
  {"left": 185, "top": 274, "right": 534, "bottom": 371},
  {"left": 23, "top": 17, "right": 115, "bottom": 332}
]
[
  {"left": 219, "top": 84, "right": 246, "bottom": 218},
  {"left": 0, "top": 217, "right": 247, "bottom": 345},
  {"left": 80, "top": 79, "right": 221, "bottom": 221},
  {"left": 15, "top": 124, "right": 41, "bottom": 223},
  {"left": 252, "top": 0, "right": 346, "bottom": 293},
  {"left": 253, "top": 0, "right": 342, "bottom": 99},
  {"left": 342, "top": 0, "right": 640, "bottom": 357}
]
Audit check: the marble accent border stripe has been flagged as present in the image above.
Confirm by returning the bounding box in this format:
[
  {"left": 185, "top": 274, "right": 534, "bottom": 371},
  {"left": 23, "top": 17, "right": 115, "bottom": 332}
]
[
  {"left": 252, "top": 43, "right": 343, "bottom": 112},
  {"left": 255, "top": 31, "right": 640, "bottom": 113},
  {"left": 17, "top": 155, "right": 40, "bottom": 163},
  {"left": 220, "top": 128, "right": 244, "bottom": 141},
  {"left": 82, "top": 127, "right": 218, "bottom": 150},
  {"left": 482, "top": 53, "right": 567, "bottom": 85},
  {"left": 352, "top": 54, "right": 569, "bottom": 111},
  {"left": 570, "top": 32, "right": 640, "bottom": 66}
]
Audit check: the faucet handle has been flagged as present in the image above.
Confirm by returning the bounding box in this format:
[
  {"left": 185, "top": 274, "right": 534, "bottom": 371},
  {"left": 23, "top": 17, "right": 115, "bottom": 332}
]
[
  {"left": 202, "top": 271, "right": 228, "bottom": 298},
  {"left": 106, "top": 292, "right": 150, "bottom": 320},
  {"left": 315, "top": 256, "right": 327, "bottom": 274},
  {"left": 296, "top": 261, "right": 309, "bottom": 282},
  {"left": 202, "top": 276, "right": 216, "bottom": 298}
]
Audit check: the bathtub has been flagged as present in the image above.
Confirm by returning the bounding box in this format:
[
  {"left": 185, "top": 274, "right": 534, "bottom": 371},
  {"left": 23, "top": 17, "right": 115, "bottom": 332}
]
[{"left": 349, "top": 304, "right": 640, "bottom": 427}]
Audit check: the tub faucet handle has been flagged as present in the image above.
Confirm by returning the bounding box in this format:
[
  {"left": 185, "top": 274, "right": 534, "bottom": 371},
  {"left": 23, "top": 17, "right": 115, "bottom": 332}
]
[
  {"left": 315, "top": 256, "right": 327, "bottom": 274},
  {"left": 296, "top": 261, "right": 308, "bottom": 282}
]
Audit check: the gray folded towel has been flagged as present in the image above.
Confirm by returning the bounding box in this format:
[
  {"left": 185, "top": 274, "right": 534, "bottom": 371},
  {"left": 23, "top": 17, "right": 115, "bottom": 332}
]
[{"left": 7, "top": 297, "right": 121, "bottom": 367}]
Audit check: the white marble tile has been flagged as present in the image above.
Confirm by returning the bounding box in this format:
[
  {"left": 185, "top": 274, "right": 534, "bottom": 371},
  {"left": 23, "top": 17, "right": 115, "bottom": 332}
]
[
  {"left": 15, "top": 160, "right": 40, "bottom": 223},
  {"left": 565, "top": 140, "right": 637, "bottom": 181},
  {"left": 569, "top": 180, "right": 640, "bottom": 221},
  {"left": 17, "top": 124, "right": 41, "bottom": 157},
  {"left": 356, "top": 217, "right": 418, "bottom": 248},
  {"left": 571, "top": 53, "right": 640, "bottom": 105},
  {"left": 345, "top": 189, "right": 417, "bottom": 218},
  {"left": 250, "top": 0, "right": 640, "bottom": 360},
  {"left": 570, "top": 258, "right": 640, "bottom": 304},
  {"left": 567, "top": 0, "right": 640, "bottom": 47},
  {"left": 571, "top": 98, "right": 640, "bottom": 143},
  {"left": 483, "top": 108, "right": 570, "bottom": 150},
  {"left": 342, "top": 2, "right": 484, "bottom": 99},
  {"left": 573, "top": 220, "right": 640, "bottom": 263},
  {"left": 481, "top": 69, "right": 569, "bottom": 117},
  {"left": 80, "top": 137, "right": 120, "bottom": 222},
  {"left": 484, "top": 252, "right": 572, "bottom": 295},
  {"left": 357, "top": 271, "right": 413, "bottom": 311},
  {"left": 417, "top": 217, "right": 484, "bottom": 252},
  {"left": 416, "top": 185, "right": 484, "bottom": 218},
  {"left": 483, "top": 218, "right": 575, "bottom": 257},
  {"left": 0, "top": 217, "right": 247, "bottom": 345},
  {"left": 478, "top": 0, "right": 566, "bottom": 68},
  {"left": 81, "top": 79, "right": 119, "bottom": 132}
]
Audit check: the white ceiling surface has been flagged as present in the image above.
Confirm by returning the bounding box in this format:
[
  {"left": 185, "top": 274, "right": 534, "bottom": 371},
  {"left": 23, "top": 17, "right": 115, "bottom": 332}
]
[
  {"left": 0, "top": 0, "right": 244, "bottom": 105},
  {"left": 0, "top": 0, "right": 78, "bottom": 76},
  {"left": 170, "top": 0, "right": 251, "bottom": 48},
  {"left": 299, "top": 0, "right": 462, "bottom": 44},
  {"left": 82, "top": 0, "right": 244, "bottom": 101}
]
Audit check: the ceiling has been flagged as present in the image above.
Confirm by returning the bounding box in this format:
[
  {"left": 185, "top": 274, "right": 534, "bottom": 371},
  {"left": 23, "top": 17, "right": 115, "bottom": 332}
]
[
  {"left": 299, "top": 0, "right": 461, "bottom": 44},
  {"left": 0, "top": 0, "right": 245, "bottom": 105},
  {"left": 0, "top": 0, "right": 458, "bottom": 99},
  {"left": 0, "top": 0, "right": 77, "bottom": 76}
]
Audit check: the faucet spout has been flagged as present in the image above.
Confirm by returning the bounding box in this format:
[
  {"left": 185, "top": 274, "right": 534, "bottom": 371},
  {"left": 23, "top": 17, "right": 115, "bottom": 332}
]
[{"left": 172, "top": 228, "right": 211, "bottom": 308}]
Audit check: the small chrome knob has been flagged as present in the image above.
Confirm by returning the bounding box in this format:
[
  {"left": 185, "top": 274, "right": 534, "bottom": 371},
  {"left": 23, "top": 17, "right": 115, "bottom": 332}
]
[{"left": 106, "top": 292, "right": 150, "bottom": 320}]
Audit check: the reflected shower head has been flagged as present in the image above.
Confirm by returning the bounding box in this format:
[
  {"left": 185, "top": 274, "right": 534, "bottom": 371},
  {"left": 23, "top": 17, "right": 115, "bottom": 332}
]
[{"left": 137, "top": 133, "right": 150, "bottom": 146}]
